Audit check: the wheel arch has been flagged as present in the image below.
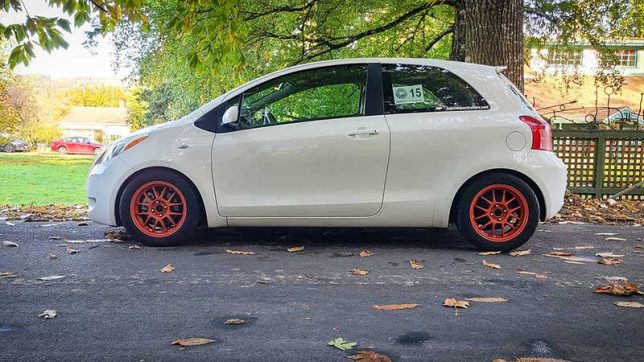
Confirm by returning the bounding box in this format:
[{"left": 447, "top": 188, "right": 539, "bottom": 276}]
[
  {"left": 448, "top": 168, "right": 547, "bottom": 224},
  {"left": 114, "top": 166, "right": 207, "bottom": 227}
]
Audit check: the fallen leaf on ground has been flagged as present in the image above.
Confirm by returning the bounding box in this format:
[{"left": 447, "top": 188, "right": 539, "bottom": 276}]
[
  {"left": 161, "top": 264, "right": 175, "bottom": 273},
  {"left": 598, "top": 258, "right": 623, "bottom": 265},
  {"left": 225, "top": 249, "right": 255, "bottom": 255},
  {"left": 509, "top": 249, "right": 531, "bottom": 257},
  {"left": 409, "top": 260, "right": 424, "bottom": 270},
  {"left": 0, "top": 272, "right": 17, "bottom": 278},
  {"left": 76, "top": 221, "right": 89, "bottom": 226},
  {"left": 574, "top": 245, "right": 594, "bottom": 250},
  {"left": 5, "top": 222, "right": 15, "bottom": 226},
  {"left": 104, "top": 230, "right": 129, "bottom": 240},
  {"left": 464, "top": 297, "right": 508, "bottom": 303},
  {"left": 443, "top": 298, "right": 469, "bottom": 308},
  {"left": 605, "top": 237, "right": 627, "bottom": 241},
  {"left": 224, "top": 319, "right": 245, "bottom": 325},
  {"left": 596, "top": 252, "right": 624, "bottom": 258},
  {"left": 594, "top": 279, "right": 639, "bottom": 296},
  {"left": 66, "top": 246, "right": 79, "bottom": 255},
  {"left": 328, "top": 337, "right": 357, "bottom": 351},
  {"left": 129, "top": 245, "right": 142, "bottom": 250},
  {"left": 2, "top": 241, "right": 18, "bottom": 247},
  {"left": 351, "top": 269, "right": 369, "bottom": 276},
  {"left": 346, "top": 350, "right": 392, "bottom": 362},
  {"left": 37, "top": 275, "right": 65, "bottom": 281},
  {"left": 48, "top": 236, "right": 62, "bottom": 240},
  {"left": 564, "top": 261, "right": 585, "bottom": 265},
  {"left": 38, "top": 310, "right": 57, "bottom": 319},
  {"left": 478, "top": 250, "right": 501, "bottom": 256},
  {"left": 48, "top": 253, "right": 58, "bottom": 259},
  {"left": 359, "top": 250, "right": 374, "bottom": 257},
  {"left": 515, "top": 358, "right": 572, "bottom": 362},
  {"left": 595, "top": 232, "right": 617, "bottom": 236},
  {"left": 614, "top": 301, "right": 644, "bottom": 308},
  {"left": 517, "top": 271, "right": 547, "bottom": 279},
  {"left": 547, "top": 251, "right": 574, "bottom": 257},
  {"left": 482, "top": 260, "right": 500, "bottom": 269},
  {"left": 287, "top": 246, "right": 305, "bottom": 252},
  {"left": 371, "top": 304, "right": 419, "bottom": 311},
  {"left": 172, "top": 338, "right": 215, "bottom": 347}
]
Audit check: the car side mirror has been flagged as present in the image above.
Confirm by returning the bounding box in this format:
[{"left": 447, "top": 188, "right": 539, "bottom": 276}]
[{"left": 222, "top": 105, "right": 239, "bottom": 126}]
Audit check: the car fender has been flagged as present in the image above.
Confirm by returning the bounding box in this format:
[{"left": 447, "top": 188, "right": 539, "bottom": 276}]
[{"left": 116, "top": 124, "right": 226, "bottom": 228}]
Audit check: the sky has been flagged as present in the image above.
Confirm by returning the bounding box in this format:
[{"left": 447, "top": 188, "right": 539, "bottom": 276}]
[{"left": 0, "top": 2, "right": 121, "bottom": 79}]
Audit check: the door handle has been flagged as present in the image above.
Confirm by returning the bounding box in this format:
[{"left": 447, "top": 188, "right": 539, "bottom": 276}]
[{"left": 347, "top": 129, "right": 380, "bottom": 137}]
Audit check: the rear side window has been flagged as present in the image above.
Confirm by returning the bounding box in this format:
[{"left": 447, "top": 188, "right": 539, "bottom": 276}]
[{"left": 382, "top": 64, "right": 489, "bottom": 114}]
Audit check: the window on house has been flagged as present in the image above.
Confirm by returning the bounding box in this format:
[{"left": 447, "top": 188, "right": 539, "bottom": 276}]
[
  {"left": 616, "top": 49, "right": 637, "bottom": 67},
  {"left": 547, "top": 49, "right": 583, "bottom": 66}
]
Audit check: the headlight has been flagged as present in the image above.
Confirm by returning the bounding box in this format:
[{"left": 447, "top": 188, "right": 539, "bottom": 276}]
[{"left": 95, "top": 134, "right": 148, "bottom": 165}]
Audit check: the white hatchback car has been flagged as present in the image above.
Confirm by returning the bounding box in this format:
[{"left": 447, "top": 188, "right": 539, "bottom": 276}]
[{"left": 87, "top": 58, "right": 567, "bottom": 250}]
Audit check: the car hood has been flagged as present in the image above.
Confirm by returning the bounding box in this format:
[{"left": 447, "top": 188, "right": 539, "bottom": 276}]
[{"left": 130, "top": 95, "right": 225, "bottom": 137}]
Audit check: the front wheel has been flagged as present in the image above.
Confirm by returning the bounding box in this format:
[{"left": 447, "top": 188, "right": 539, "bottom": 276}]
[
  {"left": 93, "top": 147, "right": 102, "bottom": 156},
  {"left": 57, "top": 146, "right": 67, "bottom": 155},
  {"left": 456, "top": 174, "right": 540, "bottom": 251},
  {"left": 119, "top": 170, "right": 199, "bottom": 246}
]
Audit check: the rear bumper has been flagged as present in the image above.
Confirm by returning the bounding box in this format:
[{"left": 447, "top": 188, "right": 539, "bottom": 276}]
[
  {"left": 86, "top": 158, "right": 132, "bottom": 226},
  {"left": 517, "top": 150, "right": 567, "bottom": 220}
]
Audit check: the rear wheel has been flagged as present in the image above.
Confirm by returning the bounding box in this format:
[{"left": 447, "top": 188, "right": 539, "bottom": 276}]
[
  {"left": 4, "top": 144, "right": 15, "bottom": 152},
  {"left": 456, "top": 174, "right": 539, "bottom": 251},
  {"left": 57, "top": 146, "right": 67, "bottom": 155},
  {"left": 119, "top": 170, "right": 199, "bottom": 246},
  {"left": 93, "top": 147, "right": 102, "bottom": 156}
]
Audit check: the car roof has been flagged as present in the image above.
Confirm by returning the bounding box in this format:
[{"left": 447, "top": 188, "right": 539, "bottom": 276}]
[
  {"left": 279, "top": 57, "right": 497, "bottom": 73},
  {"left": 220, "top": 58, "right": 496, "bottom": 101}
]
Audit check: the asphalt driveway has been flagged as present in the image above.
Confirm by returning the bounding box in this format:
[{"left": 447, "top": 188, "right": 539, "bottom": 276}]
[{"left": 0, "top": 221, "right": 642, "bottom": 361}]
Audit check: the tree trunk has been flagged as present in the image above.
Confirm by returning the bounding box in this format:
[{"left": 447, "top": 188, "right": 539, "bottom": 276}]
[{"left": 450, "top": 0, "right": 524, "bottom": 92}]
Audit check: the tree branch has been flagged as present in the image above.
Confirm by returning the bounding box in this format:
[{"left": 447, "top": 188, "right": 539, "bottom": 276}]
[
  {"left": 243, "top": 0, "right": 320, "bottom": 21},
  {"left": 293, "top": 2, "right": 441, "bottom": 64},
  {"left": 424, "top": 25, "right": 453, "bottom": 52},
  {"left": 88, "top": 0, "right": 108, "bottom": 13}
]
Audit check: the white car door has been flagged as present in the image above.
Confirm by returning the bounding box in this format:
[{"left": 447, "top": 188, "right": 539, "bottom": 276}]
[{"left": 212, "top": 64, "right": 390, "bottom": 218}]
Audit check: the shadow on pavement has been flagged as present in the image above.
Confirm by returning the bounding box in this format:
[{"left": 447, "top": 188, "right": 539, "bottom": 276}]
[{"left": 182, "top": 225, "right": 473, "bottom": 251}]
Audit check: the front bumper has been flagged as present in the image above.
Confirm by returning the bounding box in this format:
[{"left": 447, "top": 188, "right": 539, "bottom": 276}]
[
  {"left": 86, "top": 158, "right": 133, "bottom": 226},
  {"left": 517, "top": 150, "right": 567, "bottom": 220}
]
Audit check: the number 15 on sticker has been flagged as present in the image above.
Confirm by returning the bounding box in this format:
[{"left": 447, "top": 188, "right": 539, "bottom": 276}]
[{"left": 393, "top": 85, "right": 424, "bottom": 105}]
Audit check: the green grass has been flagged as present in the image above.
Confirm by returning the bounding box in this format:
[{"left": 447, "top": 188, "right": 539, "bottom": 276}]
[{"left": 0, "top": 152, "right": 93, "bottom": 205}]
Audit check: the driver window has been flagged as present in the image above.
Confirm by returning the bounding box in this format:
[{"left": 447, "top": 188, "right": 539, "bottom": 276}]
[{"left": 239, "top": 65, "right": 367, "bottom": 129}]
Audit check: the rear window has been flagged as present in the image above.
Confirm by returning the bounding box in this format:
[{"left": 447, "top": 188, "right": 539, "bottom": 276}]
[{"left": 382, "top": 64, "right": 489, "bottom": 114}]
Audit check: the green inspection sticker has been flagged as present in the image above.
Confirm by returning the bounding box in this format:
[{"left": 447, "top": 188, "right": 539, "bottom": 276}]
[{"left": 393, "top": 84, "right": 424, "bottom": 104}]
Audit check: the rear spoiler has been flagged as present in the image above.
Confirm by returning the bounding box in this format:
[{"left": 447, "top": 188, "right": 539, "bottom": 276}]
[{"left": 495, "top": 66, "right": 507, "bottom": 74}]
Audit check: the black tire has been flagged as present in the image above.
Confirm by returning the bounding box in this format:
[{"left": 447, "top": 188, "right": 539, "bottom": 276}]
[
  {"left": 4, "top": 144, "right": 15, "bottom": 152},
  {"left": 93, "top": 147, "right": 102, "bottom": 156},
  {"left": 119, "top": 169, "right": 200, "bottom": 247},
  {"left": 456, "top": 173, "right": 540, "bottom": 251},
  {"left": 57, "top": 146, "right": 67, "bottom": 155}
]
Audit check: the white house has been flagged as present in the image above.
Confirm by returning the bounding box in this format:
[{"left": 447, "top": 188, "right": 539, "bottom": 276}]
[
  {"left": 529, "top": 38, "right": 644, "bottom": 77},
  {"left": 59, "top": 104, "right": 131, "bottom": 143}
]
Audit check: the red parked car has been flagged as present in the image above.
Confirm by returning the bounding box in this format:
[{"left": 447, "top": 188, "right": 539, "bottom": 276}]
[{"left": 51, "top": 137, "right": 104, "bottom": 156}]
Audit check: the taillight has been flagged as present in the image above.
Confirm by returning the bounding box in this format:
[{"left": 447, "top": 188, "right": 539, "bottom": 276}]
[{"left": 519, "top": 115, "right": 552, "bottom": 151}]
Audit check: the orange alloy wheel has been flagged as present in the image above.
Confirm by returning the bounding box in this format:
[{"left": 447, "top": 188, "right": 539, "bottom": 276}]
[
  {"left": 129, "top": 181, "right": 188, "bottom": 237},
  {"left": 468, "top": 184, "right": 529, "bottom": 242}
]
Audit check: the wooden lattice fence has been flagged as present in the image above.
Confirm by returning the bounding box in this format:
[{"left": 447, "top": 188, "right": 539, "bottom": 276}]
[{"left": 552, "top": 129, "right": 643, "bottom": 199}]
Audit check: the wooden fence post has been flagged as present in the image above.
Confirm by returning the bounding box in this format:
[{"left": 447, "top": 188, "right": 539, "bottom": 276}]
[{"left": 593, "top": 133, "right": 606, "bottom": 199}]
